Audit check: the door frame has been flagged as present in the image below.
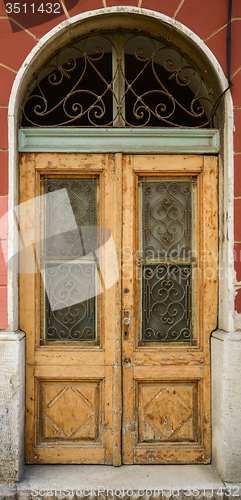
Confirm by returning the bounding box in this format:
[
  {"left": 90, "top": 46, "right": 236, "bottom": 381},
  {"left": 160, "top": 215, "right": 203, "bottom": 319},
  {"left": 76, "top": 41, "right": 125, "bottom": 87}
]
[{"left": 18, "top": 128, "right": 219, "bottom": 465}]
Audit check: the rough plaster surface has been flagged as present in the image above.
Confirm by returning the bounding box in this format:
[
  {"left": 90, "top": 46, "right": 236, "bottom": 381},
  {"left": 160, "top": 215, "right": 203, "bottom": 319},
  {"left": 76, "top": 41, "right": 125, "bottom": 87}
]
[
  {"left": 0, "top": 483, "right": 16, "bottom": 500},
  {"left": 0, "top": 334, "right": 25, "bottom": 483},
  {"left": 234, "top": 310, "right": 241, "bottom": 329},
  {"left": 212, "top": 332, "right": 241, "bottom": 482}
]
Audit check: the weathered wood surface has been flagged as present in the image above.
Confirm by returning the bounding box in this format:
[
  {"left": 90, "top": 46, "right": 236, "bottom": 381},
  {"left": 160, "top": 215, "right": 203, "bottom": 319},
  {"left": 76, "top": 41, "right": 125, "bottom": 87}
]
[
  {"left": 123, "top": 155, "right": 217, "bottom": 464},
  {"left": 21, "top": 153, "right": 118, "bottom": 464},
  {"left": 21, "top": 153, "right": 217, "bottom": 465}
]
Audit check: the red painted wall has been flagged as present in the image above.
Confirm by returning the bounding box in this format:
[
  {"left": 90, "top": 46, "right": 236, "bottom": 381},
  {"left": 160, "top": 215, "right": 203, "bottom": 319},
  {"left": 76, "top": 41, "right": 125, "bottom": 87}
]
[{"left": 0, "top": 0, "right": 241, "bottom": 328}]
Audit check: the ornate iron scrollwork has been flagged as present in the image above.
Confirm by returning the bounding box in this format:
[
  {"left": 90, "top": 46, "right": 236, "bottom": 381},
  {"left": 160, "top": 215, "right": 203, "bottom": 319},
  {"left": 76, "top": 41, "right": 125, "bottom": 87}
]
[
  {"left": 140, "top": 180, "right": 194, "bottom": 343},
  {"left": 142, "top": 180, "right": 191, "bottom": 259},
  {"left": 22, "top": 32, "right": 214, "bottom": 128},
  {"left": 142, "top": 263, "right": 192, "bottom": 343},
  {"left": 42, "top": 178, "right": 97, "bottom": 342}
]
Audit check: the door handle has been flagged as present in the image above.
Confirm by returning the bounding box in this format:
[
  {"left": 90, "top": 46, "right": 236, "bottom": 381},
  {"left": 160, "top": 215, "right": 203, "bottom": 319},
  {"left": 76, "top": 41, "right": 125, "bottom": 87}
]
[{"left": 123, "top": 308, "right": 130, "bottom": 339}]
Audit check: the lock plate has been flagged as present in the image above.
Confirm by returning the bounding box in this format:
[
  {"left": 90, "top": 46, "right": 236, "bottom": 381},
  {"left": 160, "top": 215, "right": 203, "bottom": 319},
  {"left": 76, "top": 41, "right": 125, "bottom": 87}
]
[{"left": 123, "top": 308, "right": 130, "bottom": 339}]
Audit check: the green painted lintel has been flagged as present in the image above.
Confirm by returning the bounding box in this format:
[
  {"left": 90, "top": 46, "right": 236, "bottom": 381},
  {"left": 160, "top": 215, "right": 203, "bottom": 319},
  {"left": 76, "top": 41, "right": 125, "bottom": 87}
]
[{"left": 19, "top": 128, "right": 220, "bottom": 154}]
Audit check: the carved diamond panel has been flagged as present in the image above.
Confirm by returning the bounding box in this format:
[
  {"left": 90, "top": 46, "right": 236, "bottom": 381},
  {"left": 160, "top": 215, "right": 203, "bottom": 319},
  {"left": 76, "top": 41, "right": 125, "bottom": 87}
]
[
  {"left": 39, "top": 381, "right": 99, "bottom": 442},
  {"left": 138, "top": 382, "right": 197, "bottom": 443}
]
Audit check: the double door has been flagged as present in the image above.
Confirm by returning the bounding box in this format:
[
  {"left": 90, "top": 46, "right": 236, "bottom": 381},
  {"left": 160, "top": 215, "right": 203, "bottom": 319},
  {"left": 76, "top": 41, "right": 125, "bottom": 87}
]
[{"left": 19, "top": 152, "right": 217, "bottom": 464}]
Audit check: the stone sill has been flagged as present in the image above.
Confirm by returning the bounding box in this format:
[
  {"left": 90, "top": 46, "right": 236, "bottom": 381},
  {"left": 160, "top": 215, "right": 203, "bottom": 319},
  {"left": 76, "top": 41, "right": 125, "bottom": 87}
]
[{"left": 1, "top": 465, "right": 241, "bottom": 500}]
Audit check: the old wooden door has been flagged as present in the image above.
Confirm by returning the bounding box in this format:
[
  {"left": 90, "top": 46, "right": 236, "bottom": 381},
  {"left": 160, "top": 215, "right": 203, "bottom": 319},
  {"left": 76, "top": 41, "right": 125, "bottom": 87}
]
[
  {"left": 20, "top": 152, "right": 217, "bottom": 464},
  {"left": 20, "top": 152, "right": 122, "bottom": 465},
  {"left": 121, "top": 154, "right": 217, "bottom": 464}
]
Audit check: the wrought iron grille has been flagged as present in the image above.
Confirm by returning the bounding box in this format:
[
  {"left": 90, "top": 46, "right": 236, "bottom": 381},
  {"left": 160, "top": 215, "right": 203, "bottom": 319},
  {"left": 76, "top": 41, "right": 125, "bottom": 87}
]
[
  {"left": 22, "top": 32, "right": 214, "bottom": 128},
  {"left": 45, "top": 178, "right": 97, "bottom": 258},
  {"left": 42, "top": 178, "right": 97, "bottom": 342},
  {"left": 142, "top": 263, "right": 191, "bottom": 342},
  {"left": 142, "top": 180, "right": 191, "bottom": 259},
  {"left": 140, "top": 179, "right": 193, "bottom": 344}
]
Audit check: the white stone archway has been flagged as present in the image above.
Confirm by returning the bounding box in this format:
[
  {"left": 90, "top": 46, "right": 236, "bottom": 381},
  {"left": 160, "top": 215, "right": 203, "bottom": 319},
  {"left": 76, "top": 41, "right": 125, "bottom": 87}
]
[{"left": 1, "top": 6, "right": 238, "bottom": 482}]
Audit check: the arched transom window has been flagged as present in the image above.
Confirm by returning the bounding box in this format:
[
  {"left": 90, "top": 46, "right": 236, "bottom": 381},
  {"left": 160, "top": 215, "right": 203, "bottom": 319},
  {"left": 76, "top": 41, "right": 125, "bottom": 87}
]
[{"left": 22, "top": 32, "right": 215, "bottom": 128}]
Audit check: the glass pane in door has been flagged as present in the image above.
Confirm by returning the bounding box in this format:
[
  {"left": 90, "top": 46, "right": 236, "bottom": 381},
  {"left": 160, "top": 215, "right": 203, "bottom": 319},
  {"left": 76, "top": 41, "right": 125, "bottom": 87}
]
[
  {"left": 140, "top": 179, "right": 195, "bottom": 344},
  {"left": 41, "top": 177, "right": 98, "bottom": 343}
]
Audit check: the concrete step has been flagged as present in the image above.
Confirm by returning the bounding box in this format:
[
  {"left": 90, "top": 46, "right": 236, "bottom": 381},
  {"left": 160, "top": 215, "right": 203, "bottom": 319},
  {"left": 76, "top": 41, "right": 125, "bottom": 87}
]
[{"left": 1, "top": 465, "right": 241, "bottom": 500}]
